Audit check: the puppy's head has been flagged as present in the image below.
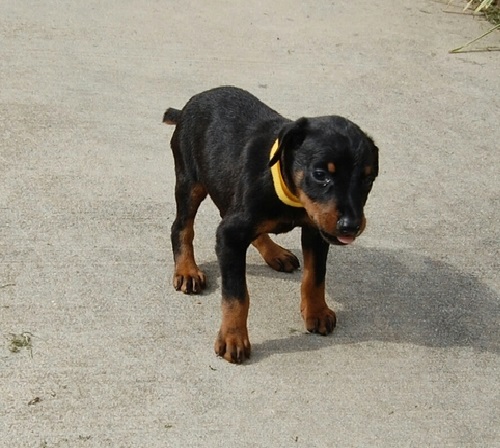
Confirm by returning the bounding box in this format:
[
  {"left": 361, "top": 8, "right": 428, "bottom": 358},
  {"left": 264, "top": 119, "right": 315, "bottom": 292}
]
[{"left": 270, "top": 116, "right": 379, "bottom": 245}]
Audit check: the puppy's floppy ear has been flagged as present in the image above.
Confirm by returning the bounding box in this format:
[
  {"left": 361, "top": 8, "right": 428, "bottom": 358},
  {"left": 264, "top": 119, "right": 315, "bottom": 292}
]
[{"left": 269, "top": 117, "right": 309, "bottom": 167}]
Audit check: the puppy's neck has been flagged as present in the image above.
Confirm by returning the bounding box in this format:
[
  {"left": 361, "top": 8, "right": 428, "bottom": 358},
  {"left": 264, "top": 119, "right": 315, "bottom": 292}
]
[{"left": 269, "top": 139, "right": 303, "bottom": 208}]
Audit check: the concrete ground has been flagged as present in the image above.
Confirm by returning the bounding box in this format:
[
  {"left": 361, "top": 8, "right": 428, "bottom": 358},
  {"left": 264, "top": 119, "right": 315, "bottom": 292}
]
[{"left": 1, "top": 0, "right": 499, "bottom": 446}]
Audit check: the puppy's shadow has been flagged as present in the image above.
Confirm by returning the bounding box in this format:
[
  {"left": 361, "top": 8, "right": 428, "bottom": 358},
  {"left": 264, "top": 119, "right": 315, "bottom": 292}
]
[
  {"left": 202, "top": 246, "right": 499, "bottom": 361},
  {"left": 331, "top": 247, "right": 498, "bottom": 352}
]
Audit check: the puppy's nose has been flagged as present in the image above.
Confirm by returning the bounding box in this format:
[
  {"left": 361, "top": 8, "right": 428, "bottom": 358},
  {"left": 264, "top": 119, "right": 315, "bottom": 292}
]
[{"left": 336, "top": 216, "right": 360, "bottom": 236}]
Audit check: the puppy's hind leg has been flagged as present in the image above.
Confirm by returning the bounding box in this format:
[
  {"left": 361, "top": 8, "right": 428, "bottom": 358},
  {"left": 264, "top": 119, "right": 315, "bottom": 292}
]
[
  {"left": 252, "top": 234, "right": 300, "bottom": 273},
  {"left": 171, "top": 178, "right": 208, "bottom": 294}
]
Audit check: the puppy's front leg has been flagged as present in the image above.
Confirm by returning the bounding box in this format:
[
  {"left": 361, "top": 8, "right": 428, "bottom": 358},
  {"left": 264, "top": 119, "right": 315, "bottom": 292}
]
[
  {"left": 214, "top": 218, "right": 252, "bottom": 364},
  {"left": 300, "top": 226, "right": 336, "bottom": 335}
]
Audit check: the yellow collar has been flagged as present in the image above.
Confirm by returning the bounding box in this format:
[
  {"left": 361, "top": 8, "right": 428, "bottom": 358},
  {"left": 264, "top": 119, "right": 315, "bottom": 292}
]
[{"left": 269, "top": 139, "right": 303, "bottom": 208}]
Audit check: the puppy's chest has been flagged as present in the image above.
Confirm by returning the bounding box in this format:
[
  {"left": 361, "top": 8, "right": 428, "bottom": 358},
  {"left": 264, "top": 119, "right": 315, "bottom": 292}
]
[
  {"left": 271, "top": 222, "right": 296, "bottom": 234},
  {"left": 257, "top": 218, "right": 299, "bottom": 235}
]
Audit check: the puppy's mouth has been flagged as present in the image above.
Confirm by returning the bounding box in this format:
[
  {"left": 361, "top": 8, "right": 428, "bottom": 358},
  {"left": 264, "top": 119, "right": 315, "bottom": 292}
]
[
  {"left": 320, "top": 231, "right": 356, "bottom": 246},
  {"left": 335, "top": 235, "right": 356, "bottom": 245}
]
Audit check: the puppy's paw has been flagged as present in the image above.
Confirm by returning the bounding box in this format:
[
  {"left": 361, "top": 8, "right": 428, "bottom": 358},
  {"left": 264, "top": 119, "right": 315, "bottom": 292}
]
[
  {"left": 301, "top": 306, "right": 336, "bottom": 335},
  {"left": 214, "top": 327, "right": 251, "bottom": 364},
  {"left": 253, "top": 235, "right": 300, "bottom": 273},
  {"left": 173, "top": 269, "right": 207, "bottom": 294},
  {"left": 266, "top": 248, "right": 300, "bottom": 273}
]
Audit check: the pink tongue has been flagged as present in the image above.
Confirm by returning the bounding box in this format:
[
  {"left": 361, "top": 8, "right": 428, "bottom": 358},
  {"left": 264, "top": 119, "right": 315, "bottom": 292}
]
[{"left": 337, "top": 236, "right": 355, "bottom": 245}]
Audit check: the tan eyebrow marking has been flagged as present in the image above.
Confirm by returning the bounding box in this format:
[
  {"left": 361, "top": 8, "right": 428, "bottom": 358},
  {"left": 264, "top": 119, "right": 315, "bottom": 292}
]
[
  {"left": 327, "top": 163, "right": 336, "bottom": 174},
  {"left": 364, "top": 166, "right": 372, "bottom": 176}
]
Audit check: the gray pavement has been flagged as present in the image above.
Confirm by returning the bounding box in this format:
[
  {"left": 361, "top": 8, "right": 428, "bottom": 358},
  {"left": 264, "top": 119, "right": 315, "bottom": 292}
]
[{"left": 1, "top": 0, "right": 499, "bottom": 447}]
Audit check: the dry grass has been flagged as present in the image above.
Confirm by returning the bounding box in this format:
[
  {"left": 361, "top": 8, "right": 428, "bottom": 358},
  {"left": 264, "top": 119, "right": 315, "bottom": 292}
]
[
  {"left": 450, "top": 23, "right": 500, "bottom": 52},
  {"left": 468, "top": 0, "right": 500, "bottom": 23},
  {"left": 448, "top": 0, "right": 500, "bottom": 24},
  {"left": 8, "top": 332, "right": 34, "bottom": 357},
  {"left": 484, "top": 6, "right": 500, "bottom": 23},
  {"left": 446, "top": 1, "right": 500, "bottom": 52}
]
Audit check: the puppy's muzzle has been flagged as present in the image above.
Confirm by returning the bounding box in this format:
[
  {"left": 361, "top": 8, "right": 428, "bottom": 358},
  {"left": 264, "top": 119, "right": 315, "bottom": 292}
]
[
  {"left": 336, "top": 216, "right": 361, "bottom": 236},
  {"left": 320, "top": 215, "right": 364, "bottom": 246}
]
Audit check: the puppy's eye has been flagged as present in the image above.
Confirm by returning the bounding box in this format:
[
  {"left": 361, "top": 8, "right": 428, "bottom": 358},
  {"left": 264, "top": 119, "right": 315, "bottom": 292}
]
[{"left": 312, "top": 169, "right": 330, "bottom": 185}]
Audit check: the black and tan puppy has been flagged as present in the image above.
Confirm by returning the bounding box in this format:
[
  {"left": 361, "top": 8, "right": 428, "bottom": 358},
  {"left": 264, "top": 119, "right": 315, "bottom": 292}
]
[{"left": 163, "top": 87, "right": 378, "bottom": 363}]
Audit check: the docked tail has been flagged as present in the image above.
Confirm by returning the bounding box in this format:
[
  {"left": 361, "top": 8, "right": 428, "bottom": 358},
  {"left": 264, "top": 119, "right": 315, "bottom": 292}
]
[{"left": 163, "top": 108, "right": 182, "bottom": 125}]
